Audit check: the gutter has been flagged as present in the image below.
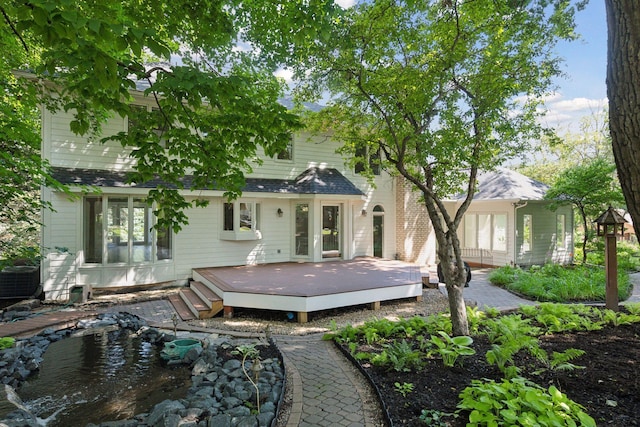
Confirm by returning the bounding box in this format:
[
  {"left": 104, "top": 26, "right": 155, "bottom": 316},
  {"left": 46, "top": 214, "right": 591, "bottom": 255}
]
[{"left": 512, "top": 200, "right": 528, "bottom": 266}]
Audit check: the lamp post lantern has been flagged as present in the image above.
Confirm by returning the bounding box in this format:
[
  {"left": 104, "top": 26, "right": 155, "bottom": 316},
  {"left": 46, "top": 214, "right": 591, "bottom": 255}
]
[{"left": 594, "top": 207, "right": 627, "bottom": 311}]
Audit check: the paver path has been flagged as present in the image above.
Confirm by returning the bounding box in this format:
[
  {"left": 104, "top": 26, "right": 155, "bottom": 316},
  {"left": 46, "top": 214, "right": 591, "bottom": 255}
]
[{"left": 275, "top": 334, "right": 382, "bottom": 427}]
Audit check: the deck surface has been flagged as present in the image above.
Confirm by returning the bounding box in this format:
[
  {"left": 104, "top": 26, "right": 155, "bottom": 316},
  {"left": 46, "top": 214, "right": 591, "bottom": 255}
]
[{"left": 193, "top": 257, "right": 422, "bottom": 297}]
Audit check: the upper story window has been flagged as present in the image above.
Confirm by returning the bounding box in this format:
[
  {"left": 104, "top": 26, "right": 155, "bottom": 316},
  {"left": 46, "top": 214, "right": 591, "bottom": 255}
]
[
  {"left": 276, "top": 134, "right": 293, "bottom": 160},
  {"left": 127, "top": 105, "right": 170, "bottom": 149},
  {"left": 151, "top": 107, "right": 169, "bottom": 148},
  {"left": 355, "top": 145, "right": 381, "bottom": 175},
  {"left": 221, "top": 200, "right": 262, "bottom": 240}
]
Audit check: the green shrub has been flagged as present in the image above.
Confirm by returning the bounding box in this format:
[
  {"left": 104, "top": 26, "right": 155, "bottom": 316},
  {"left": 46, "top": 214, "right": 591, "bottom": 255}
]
[
  {"left": 0, "top": 337, "right": 15, "bottom": 350},
  {"left": 428, "top": 331, "right": 475, "bottom": 368},
  {"left": 372, "top": 339, "right": 423, "bottom": 372},
  {"left": 489, "top": 264, "right": 632, "bottom": 303},
  {"left": 526, "top": 303, "right": 604, "bottom": 333},
  {"left": 581, "top": 240, "right": 640, "bottom": 271},
  {"left": 488, "top": 265, "right": 520, "bottom": 286},
  {"left": 458, "top": 377, "right": 596, "bottom": 426}
]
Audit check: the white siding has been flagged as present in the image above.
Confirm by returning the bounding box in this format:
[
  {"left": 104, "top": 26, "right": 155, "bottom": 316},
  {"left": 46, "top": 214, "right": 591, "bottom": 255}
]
[
  {"left": 41, "top": 190, "right": 79, "bottom": 300},
  {"left": 44, "top": 109, "right": 137, "bottom": 170},
  {"left": 515, "top": 202, "right": 574, "bottom": 266},
  {"left": 41, "top": 108, "right": 402, "bottom": 295}
]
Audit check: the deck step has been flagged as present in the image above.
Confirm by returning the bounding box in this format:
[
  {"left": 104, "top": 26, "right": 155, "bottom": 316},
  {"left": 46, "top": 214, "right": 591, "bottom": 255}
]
[
  {"left": 178, "top": 283, "right": 224, "bottom": 320},
  {"left": 169, "top": 293, "right": 197, "bottom": 321},
  {"left": 190, "top": 281, "right": 223, "bottom": 305}
]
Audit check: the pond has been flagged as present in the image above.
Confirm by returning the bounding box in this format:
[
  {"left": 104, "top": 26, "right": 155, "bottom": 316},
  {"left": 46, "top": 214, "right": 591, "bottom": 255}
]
[{"left": 18, "top": 327, "right": 192, "bottom": 426}]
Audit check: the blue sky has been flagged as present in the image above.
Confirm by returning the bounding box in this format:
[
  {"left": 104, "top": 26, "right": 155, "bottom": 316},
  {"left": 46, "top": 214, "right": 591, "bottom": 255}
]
[
  {"left": 287, "top": 1, "right": 609, "bottom": 132},
  {"left": 544, "top": 0, "right": 608, "bottom": 132}
]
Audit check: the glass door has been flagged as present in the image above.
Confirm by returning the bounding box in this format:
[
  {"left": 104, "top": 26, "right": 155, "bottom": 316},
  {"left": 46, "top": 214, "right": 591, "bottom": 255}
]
[
  {"left": 322, "top": 205, "right": 341, "bottom": 258},
  {"left": 295, "top": 203, "right": 309, "bottom": 256},
  {"left": 373, "top": 205, "right": 384, "bottom": 258}
]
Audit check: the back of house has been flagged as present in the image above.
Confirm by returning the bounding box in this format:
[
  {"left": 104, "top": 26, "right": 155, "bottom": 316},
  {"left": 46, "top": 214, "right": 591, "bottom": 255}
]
[{"left": 40, "top": 95, "right": 415, "bottom": 301}]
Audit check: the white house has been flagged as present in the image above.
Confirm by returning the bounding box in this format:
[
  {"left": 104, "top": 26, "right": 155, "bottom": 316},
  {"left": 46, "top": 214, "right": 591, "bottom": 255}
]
[
  {"left": 40, "top": 98, "right": 411, "bottom": 301},
  {"left": 444, "top": 168, "right": 574, "bottom": 268},
  {"left": 39, "top": 90, "right": 571, "bottom": 303}
]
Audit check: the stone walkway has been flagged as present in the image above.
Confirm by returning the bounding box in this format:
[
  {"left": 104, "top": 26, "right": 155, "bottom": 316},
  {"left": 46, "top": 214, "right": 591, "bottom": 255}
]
[{"left": 276, "top": 335, "right": 381, "bottom": 427}]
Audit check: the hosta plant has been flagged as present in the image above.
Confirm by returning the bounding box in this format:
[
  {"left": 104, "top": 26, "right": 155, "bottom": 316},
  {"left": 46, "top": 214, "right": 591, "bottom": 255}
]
[{"left": 458, "top": 377, "right": 596, "bottom": 426}]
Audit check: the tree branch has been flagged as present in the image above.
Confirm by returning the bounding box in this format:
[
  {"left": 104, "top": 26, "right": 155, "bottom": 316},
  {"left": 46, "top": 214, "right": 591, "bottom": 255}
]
[{"left": 1, "top": 6, "right": 29, "bottom": 53}]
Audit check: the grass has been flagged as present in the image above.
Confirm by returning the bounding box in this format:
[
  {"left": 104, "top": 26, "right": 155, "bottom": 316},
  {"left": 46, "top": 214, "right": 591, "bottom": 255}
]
[{"left": 488, "top": 263, "right": 632, "bottom": 302}]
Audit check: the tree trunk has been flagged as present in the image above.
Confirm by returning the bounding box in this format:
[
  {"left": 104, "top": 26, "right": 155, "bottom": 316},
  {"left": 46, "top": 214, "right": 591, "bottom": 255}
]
[
  {"left": 581, "top": 208, "right": 588, "bottom": 264},
  {"left": 606, "top": 0, "right": 640, "bottom": 238},
  {"left": 434, "top": 229, "right": 469, "bottom": 336},
  {"left": 446, "top": 282, "right": 469, "bottom": 336}
]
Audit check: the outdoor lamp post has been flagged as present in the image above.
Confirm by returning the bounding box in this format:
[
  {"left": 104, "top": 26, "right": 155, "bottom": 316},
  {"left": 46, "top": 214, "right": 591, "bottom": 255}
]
[{"left": 594, "top": 206, "right": 627, "bottom": 311}]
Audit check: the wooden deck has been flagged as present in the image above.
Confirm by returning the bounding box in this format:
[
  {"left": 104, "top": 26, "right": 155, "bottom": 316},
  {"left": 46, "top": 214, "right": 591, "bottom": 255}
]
[{"left": 191, "top": 257, "right": 425, "bottom": 322}]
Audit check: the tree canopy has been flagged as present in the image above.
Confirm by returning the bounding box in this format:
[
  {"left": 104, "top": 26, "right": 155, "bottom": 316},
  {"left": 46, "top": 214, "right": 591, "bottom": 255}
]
[
  {"left": 1, "top": 0, "right": 337, "bottom": 236},
  {"left": 298, "top": 0, "right": 584, "bottom": 335},
  {"left": 544, "top": 158, "right": 625, "bottom": 264},
  {"left": 518, "top": 109, "right": 613, "bottom": 185}
]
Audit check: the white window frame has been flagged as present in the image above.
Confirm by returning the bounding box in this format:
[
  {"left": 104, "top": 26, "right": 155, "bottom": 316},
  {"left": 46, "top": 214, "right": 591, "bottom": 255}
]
[
  {"left": 523, "top": 214, "right": 533, "bottom": 252},
  {"left": 463, "top": 212, "right": 508, "bottom": 252},
  {"left": 276, "top": 134, "right": 294, "bottom": 161},
  {"left": 127, "top": 105, "right": 169, "bottom": 149},
  {"left": 355, "top": 145, "right": 381, "bottom": 175},
  {"left": 83, "top": 195, "right": 173, "bottom": 265},
  {"left": 220, "top": 200, "right": 262, "bottom": 241}
]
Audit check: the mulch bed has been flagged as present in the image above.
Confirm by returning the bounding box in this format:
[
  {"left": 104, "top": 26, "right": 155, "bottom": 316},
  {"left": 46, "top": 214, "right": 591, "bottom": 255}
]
[{"left": 342, "top": 322, "right": 640, "bottom": 426}]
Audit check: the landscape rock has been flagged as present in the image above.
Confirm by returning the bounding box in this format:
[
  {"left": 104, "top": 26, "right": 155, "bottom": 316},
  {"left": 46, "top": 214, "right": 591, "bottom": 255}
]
[{"left": 0, "top": 313, "right": 285, "bottom": 427}]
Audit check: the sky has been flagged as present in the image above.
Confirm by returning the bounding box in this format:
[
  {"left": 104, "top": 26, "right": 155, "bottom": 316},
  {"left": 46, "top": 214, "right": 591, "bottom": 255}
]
[
  {"left": 310, "top": 0, "right": 610, "bottom": 134},
  {"left": 543, "top": 0, "right": 608, "bottom": 132}
]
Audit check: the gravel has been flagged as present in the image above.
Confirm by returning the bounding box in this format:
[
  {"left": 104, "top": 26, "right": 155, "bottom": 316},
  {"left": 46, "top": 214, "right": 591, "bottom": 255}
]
[{"left": 184, "top": 288, "right": 451, "bottom": 336}]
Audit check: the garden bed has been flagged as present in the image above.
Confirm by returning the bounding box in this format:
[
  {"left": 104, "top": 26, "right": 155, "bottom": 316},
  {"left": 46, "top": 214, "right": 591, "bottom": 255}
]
[{"left": 330, "top": 304, "right": 640, "bottom": 426}]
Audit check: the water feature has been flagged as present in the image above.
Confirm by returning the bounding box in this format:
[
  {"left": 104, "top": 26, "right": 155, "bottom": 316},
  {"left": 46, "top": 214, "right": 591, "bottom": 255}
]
[{"left": 17, "top": 327, "right": 191, "bottom": 426}]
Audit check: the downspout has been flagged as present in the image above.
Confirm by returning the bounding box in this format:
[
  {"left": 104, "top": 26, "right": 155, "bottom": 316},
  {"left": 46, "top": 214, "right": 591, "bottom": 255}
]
[{"left": 513, "top": 201, "right": 528, "bottom": 266}]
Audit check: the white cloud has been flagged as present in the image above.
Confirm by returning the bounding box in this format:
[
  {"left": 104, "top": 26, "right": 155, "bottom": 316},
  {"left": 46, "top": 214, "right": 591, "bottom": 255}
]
[
  {"left": 548, "top": 97, "right": 608, "bottom": 113},
  {"left": 274, "top": 67, "right": 294, "bottom": 82},
  {"left": 335, "top": 0, "right": 356, "bottom": 8},
  {"left": 541, "top": 94, "right": 608, "bottom": 131}
]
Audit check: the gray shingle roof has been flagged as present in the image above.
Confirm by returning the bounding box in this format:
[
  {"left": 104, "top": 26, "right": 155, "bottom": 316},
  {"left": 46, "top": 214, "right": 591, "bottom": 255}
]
[
  {"left": 454, "top": 168, "right": 549, "bottom": 201},
  {"left": 51, "top": 167, "right": 364, "bottom": 196}
]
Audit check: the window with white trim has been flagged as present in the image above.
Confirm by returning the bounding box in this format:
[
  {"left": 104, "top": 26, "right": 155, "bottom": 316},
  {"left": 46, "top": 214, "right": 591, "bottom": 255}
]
[
  {"left": 463, "top": 213, "right": 507, "bottom": 251},
  {"left": 127, "top": 105, "right": 170, "bottom": 149},
  {"left": 355, "top": 145, "right": 381, "bottom": 175},
  {"left": 556, "top": 214, "right": 566, "bottom": 248},
  {"left": 523, "top": 214, "right": 533, "bottom": 252},
  {"left": 221, "top": 200, "right": 262, "bottom": 240},
  {"left": 83, "top": 196, "right": 172, "bottom": 264},
  {"left": 276, "top": 134, "right": 293, "bottom": 160}
]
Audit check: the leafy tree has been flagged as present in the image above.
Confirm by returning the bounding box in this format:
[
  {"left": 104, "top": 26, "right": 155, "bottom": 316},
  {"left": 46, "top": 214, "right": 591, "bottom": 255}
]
[
  {"left": 0, "top": 0, "right": 337, "bottom": 235},
  {"left": 298, "top": 0, "right": 584, "bottom": 336},
  {"left": 518, "top": 109, "right": 613, "bottom": 185},
  {"left": 0, "top": 45, "right": 67, "bottom": 261},
  {"left": 544, "top": 158, "right": 625, "bottom": 264},
  {"left": 606, "top": 0, "right": 640, "bottom": 240}
]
